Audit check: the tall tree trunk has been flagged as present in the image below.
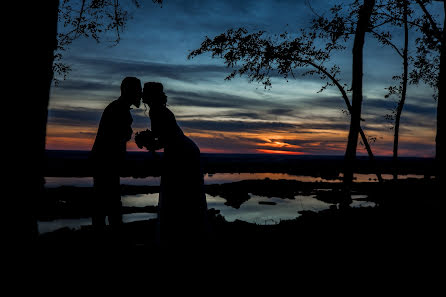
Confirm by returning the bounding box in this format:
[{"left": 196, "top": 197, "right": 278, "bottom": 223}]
[
  {"left": 11, "top": 0, "right": 59, "bottom": 244},
  {"left": 436, "top": 1, "right": 445, "bottom": 181},
  {"left": 343, "top": 0, "right": 376, "bottom": 199},
  {"left": 393, "top": 0, "right": 409, "bottom": 180}
]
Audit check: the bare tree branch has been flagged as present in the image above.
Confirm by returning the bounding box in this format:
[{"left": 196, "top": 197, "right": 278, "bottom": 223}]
[
  {"left": 415, "top": 0, "right": 442, "bottom": 39},
  {"left": 370, "top": 29, "right": 404, "bottom": 57}
]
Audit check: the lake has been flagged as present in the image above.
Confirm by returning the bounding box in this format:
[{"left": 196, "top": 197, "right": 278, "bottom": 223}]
[
  {"left": 39, "top": 172, "right": 417, "bottom": 234},
  {"left": 44, "top": 172, "right": 425, "bottom": 188}
]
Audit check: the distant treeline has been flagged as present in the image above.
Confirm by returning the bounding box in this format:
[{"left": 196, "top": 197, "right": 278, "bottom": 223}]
[{"left": 44, "top": 150, "right": 435, "bottom": 178}]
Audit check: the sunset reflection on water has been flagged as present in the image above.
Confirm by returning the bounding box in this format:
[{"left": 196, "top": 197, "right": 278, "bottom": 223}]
[{"left": 44, "top": 172, "right": 426, "bottom": 188}]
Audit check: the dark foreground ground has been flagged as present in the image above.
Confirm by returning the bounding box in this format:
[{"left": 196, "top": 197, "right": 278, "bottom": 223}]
[{"left": 34, "top": 177, "right": 444, "bottom": 269}]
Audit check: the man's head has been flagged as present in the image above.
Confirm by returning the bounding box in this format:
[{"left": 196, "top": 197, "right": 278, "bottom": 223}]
[
  {"left": 121, "top": 77, "right": 142, "bottom": 108},
  {"left": 142, "top": 82, "right": 167, "bottom": 107}
]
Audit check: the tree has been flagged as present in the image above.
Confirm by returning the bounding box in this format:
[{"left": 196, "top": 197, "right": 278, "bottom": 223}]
[
  {"left": 55, "top": 0, "right": 162, "bottom": 83},
  {"left": 413, "top": 0, "right": 445, "bottom": 180},
  {"left": 9, "top": 1, "right": 61, "bottom": 247},
  {"left": 373, "top": 0, "right": 442, "bottom": 180},
  {"left": 392, "top": 1, "right": 409, "bottom": 180},
  {"left": 189, "top": 0, "right": 383, "bottom": 188},
  {"left": 313, "top": 0, "right": 443, "bottom": 182},
  {"left": 343, "top": 0, "right": 376, "bottom": 194},
  {"left": 12, "top": 0, "right": 163, "bottom": 244},
  {"left": 377, "top": 0, "right": 411, "bottom": 180}
]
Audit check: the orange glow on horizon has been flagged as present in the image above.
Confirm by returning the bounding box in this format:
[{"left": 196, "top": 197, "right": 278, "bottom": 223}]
[
  {"left": 256, "top": 149, "right": 305, "bottom": 155},
  {"left": 256, "top": 141, "right": 302, "bottom": 149},
  {"left": 44, "top": 122, "right": 435, "bottom": 157},
  {"left": 46, "top": 136, "right": 94, "bottom": 151}
]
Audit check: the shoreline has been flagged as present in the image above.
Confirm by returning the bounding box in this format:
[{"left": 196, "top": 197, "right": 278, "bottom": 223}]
[
  {"left": 33, "top": 176, "right": 445, "bottom": 264},
  {"left": 38, "top": 177, "right": 386, "bottom": 222},
  {"left": 36, "top": 181, "right": 444, "bottom": 257},
  {"left": 37, "top": 176, "right": 439, "bottom": 224},
  {"left": 35, "top": 152, "right": 443, "bottom": 258}
]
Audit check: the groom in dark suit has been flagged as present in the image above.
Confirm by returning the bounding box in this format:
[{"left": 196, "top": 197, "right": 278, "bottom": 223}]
[{"left": 90, "top": 77, "right": 142, "bottom": 233}]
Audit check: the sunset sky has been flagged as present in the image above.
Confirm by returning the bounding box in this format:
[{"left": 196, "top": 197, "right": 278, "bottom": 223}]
[{"left": 47, "top": 0, "right": 443, "bottom": 157}]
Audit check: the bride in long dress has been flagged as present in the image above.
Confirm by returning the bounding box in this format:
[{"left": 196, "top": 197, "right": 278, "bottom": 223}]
[{"left": 135, "top": 82, "right": 209, "bottom": 249}]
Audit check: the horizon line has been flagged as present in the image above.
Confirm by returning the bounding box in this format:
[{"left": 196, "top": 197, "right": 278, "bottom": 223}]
[{"left": 44, "top": 149, "right": 434, "bottom": 159}]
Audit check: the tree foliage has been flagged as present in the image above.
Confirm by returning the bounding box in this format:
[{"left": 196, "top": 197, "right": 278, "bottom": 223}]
[
  {"left": 53, "top": 0, "right": 163, "bottom": 84},
  {"left": 189, "top": 1, "right": 385, "bottom": 184},
  {"left": 411, "top": 0, "right": 443, "bottom": 97},
  {"left": 188, "top": 25, "right": 353, "bottom": 98}
]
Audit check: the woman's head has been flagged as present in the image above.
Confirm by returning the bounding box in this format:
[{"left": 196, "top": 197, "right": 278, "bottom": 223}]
[{"left": 143, "top": 82, "right": 167, "bottom": 107}]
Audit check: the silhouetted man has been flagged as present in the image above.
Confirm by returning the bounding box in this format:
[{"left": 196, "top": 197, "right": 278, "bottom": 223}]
[{"left": 90, "top": 77, "right": 142, "bottom": 234}]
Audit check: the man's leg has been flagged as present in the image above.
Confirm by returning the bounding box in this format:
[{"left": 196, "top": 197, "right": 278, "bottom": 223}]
[
  {"left": 108, "top": 195, "right": 123, "bottom": 229},
  {"left": 107, "top": 175, "right": 123, "bottom": 231},
  {"left": 92, "top": 177, "right": 106, "bottom": 231}
]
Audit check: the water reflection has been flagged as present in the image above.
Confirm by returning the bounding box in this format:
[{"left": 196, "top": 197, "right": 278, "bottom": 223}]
[
  {"left": 40, "top": 173, "right": 383, "bottom": 234},
  {"left": 205, "top": 173, "right": 339, "bottom": 184},
  {"left": 122, "top": 193, "right": 159, "bottom": 207},
  {"left": 44, "top": 173, "right": 426, "bottom": 188},
  {"left": 121, "top": 192, "right": 335, "bottom": 225},
  {"left": 39, "top": 218, "right": 92, "bottom": 234},
  {"left": 208, "top": 194, "right": 333, "bottom": 225},
  {"left": 44, "top": 176, "right": 161, "bottom": 188},
  {"left": 350, "top": 195, "right": 376, "bottom": 208},
  {"left": 38, "top": 193, "right": 334, "bottom": 233},
  {"left": 38, "top": 213, "right": 157, "bottom": 234},
  {"left": 38, "top": 192, "right": 375, "bottom": 233}
]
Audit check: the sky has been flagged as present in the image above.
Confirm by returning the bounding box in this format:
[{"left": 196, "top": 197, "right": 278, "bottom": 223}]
[{"left": 47, "top": 0, "right": 443, "bottom": 157}]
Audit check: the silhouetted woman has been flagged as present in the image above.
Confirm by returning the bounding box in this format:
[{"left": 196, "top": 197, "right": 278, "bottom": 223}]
[{"left": 135, "top": 82, "right": 209, "bottom": 249}]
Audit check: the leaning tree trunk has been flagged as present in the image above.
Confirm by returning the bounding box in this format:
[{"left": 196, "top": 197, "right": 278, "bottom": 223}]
[
  {"left": 12, "top": 0, "right": 59, "bottom": 244},
  {"left": 343, "top": 0, "right": 376, "bottom": 199},
  {"left": 304, "top": 59, "right": 383, "bottom": 183},
  {"left": 393, "top": 1, "right": 409, "bottom": 180}
]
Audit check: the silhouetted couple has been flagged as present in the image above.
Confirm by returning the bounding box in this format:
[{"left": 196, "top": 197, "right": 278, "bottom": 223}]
[{"left": 91, "top": 77, "right": 209, "bottom": 248}]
